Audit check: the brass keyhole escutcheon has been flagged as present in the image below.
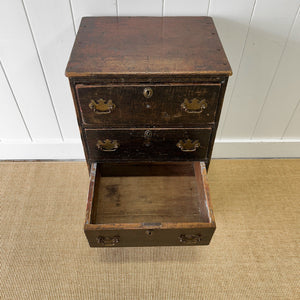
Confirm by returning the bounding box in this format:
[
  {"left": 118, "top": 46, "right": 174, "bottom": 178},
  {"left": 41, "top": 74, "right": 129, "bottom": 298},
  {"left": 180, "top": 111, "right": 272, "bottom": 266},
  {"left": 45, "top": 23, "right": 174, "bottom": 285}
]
[
  {"left": 145, "top": 230, "right": 154, "bottom": 236},
  {"left": 144, "top": 130, "right": 152, "bottom": 147},
  {"left": 144, "top": 130, "right": 152, "bottom": 138},
  {"left": 143, "top": 87, "right": 153, "bottom": 98}
]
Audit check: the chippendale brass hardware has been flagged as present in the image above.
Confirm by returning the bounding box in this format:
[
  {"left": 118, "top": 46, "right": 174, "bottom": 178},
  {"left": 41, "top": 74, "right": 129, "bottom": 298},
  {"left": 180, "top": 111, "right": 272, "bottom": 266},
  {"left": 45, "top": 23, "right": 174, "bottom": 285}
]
[
  {"left": 143, "top": 87, "right": 153, "bottom": 98},
  {"left": 179, "top": 234, "right": 201, "bottom": 245},
  {"left": 96, "top": 139, "right": 119, "bottom": 152},
  {"left": 181, "top": 98, "right": 208, "bottom": 113},
  {"left": 176, "top": 139, "right": 200, "bottom": 152},
  {"left": 89, "top": 99, "right": 116, "bottom": 114},
  {"left": 97, "top": 235, "right": 120, "bottom": 246}
]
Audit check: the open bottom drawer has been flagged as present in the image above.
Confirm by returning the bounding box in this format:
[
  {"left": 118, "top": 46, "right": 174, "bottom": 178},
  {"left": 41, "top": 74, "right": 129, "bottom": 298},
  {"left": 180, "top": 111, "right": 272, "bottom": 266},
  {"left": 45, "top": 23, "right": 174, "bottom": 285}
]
[{"left": 84, "top": 162, "right": 216, "bottom": 247}]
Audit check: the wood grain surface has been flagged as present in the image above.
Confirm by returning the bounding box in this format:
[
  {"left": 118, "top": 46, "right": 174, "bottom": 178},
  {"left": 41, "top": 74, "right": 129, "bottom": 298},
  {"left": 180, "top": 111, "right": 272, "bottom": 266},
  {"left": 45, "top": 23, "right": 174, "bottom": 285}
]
[
  {"left": 84, "top": 128, "right": 212, "bottom": 162},
  {"left": 65, "top": 17, "right": 232, "bottom": 77},
  {"left": 84, "top": 162, "right": 215, "bottom": 247},
  {"left": 76, "top": 83, "right": 221, "bottom": 127}
]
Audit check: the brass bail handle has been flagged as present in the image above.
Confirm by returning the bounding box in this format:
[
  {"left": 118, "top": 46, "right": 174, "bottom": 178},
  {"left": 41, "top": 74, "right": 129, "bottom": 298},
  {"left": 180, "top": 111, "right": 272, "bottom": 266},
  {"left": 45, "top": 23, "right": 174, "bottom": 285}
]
[
  {"left": 97, "top": 235, "right": 120, "bottom": 246},
  {"left": 179, "top": 234, "right": 202, "bottom": 245},
  {"left": 96, "top": 139, "right": 119, "bottom": 152},
  {"left": 176, "top": 139, "right": 200, "bottom": 152},
  {"left": 89, "top": 99, "right": 116, "bottom": 114},
  {"left": 181, "top": 98, "right": 208, "bottom": 113}
]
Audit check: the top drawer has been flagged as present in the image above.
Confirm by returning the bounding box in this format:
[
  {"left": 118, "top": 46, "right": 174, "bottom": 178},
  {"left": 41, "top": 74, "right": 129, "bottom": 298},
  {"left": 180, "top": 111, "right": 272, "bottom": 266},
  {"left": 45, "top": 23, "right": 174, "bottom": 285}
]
[{"left": 76, "top": 84, "right": 221, "bottom": 127}]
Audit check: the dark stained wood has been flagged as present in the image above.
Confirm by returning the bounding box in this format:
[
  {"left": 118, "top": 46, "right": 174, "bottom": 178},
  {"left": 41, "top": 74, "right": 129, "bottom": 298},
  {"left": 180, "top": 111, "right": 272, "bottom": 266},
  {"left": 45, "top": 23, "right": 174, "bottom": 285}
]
[
  {"left": 84, "top": 162, "right": 215, "bottom": 247},
  {"left": 70, "top": 74, "right": 227, "bottom": 85},
  {"left": 84, "top": 128, "right": 212, "bottom": 162},
  {"left": 66, "top": 16, "right": 232, "bottom": 247},
  {"left": 98, "top": 162, "right": 196, "bottom": 177},
  {"left": 68, "top": 82, "right": 91, "bottom": 172},
  {"left": 76, "top": 83, "right": 221, "bottom": 127},
  {"left": 206, "top": 77, "right": 229, "bottom": 168},
  {"left": 66, "top": 17, "right": 232, "bottom": 77},
  {"left": 94, "top": 176, "right": 204, "bottom": 224}
]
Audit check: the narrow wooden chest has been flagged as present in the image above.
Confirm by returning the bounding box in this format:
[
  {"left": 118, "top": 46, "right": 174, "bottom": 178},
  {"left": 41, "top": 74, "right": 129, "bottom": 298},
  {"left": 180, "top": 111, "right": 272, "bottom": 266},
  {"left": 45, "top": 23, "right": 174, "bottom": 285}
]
[{"left": 66, "top": 17, "right": 231, "bottom": 247}]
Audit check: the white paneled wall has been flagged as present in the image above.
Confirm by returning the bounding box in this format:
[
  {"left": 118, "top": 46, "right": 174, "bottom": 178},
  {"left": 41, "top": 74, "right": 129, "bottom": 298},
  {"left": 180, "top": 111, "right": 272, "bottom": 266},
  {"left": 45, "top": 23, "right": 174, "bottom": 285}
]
[{"left": 0, "top": 0, "right": 299, "bottom": 159}]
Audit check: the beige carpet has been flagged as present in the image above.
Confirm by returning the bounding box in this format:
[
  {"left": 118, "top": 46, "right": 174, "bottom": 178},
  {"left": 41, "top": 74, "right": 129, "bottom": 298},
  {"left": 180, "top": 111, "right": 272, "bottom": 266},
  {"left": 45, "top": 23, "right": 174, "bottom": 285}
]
[{"left": 1, "top": 159, "right": 299, "bottom": 299}]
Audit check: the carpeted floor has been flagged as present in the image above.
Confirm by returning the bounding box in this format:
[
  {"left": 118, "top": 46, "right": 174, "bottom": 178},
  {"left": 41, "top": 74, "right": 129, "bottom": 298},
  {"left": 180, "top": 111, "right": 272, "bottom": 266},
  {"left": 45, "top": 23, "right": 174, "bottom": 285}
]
[{"left": 1, "top": 159, "right": 299, "bottom": 299}]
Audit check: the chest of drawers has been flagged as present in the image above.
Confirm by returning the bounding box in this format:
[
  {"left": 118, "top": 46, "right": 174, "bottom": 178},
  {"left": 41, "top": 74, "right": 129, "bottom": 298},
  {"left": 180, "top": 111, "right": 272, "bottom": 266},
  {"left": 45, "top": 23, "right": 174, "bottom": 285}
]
[{"left": 66, "top": 17, "right": 231, "bottom": 247}]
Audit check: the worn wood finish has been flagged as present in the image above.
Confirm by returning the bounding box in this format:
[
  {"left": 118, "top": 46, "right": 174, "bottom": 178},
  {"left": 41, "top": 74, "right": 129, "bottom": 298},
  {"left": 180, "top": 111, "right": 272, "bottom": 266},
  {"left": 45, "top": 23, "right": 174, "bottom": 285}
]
[
  {"left": 84, "top": 128, "right": 212, "bottom": 162},
  {"left": 84, "top": 162, "right": 215, "bottom": 247},
  {"left": 76, "top": 83, "right": 220, "bottom": 127},
  {"left": 66, "top": 16, "right": 231, "bottom": 247},
  {"left": 66, "top": 17, "right": 232, "bottom": 77},
  {"left": 93, "top": 176, "right": 204, "bottom": 224},
  {"left": 70, "top": 74, "right": 227, "bottom": 85},
  {"left": 98, "top": 162, "right": 196, "bottom": 177},
  {"left": 206, "top": 77, "right": 228, "bottom": 167}
]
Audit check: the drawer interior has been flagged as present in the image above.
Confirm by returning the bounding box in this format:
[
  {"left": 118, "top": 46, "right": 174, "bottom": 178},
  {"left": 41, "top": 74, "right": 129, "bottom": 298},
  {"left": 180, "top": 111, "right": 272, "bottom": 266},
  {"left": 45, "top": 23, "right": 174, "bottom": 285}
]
[
  {"left": 85, "top": 162, "right": 215, "bottom": 246},
  {"left": 87, "top": 161, "right": 214, "bottom": 222},
  {"left": 91, "top": 163, "right": 209, "bottom": 224}
]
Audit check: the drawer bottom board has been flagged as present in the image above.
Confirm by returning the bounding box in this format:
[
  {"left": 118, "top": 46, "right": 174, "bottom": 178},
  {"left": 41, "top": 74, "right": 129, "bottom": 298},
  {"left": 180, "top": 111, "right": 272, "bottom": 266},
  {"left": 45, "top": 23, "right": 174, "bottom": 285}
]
[{"left": 85, "top": 162, "right": 216, "bottom": 247}]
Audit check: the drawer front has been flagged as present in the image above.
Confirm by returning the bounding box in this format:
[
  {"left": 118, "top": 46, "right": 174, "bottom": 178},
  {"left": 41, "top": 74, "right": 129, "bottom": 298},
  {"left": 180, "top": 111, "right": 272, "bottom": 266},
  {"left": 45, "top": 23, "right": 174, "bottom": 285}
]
[
  {"left": 85, "top": 128, "right": 212, "bottom": 161},
  {"left": 85, "top": 227, "right": 215, "bottom": 247},
  {"left": 76, "top": 84, "right": 220, "bottom": 127}
]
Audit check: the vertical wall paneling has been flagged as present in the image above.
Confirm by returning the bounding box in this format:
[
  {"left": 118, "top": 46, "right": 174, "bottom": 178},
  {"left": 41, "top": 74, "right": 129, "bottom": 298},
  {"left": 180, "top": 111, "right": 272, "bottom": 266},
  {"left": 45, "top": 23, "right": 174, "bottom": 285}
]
[
  {"left": 252, "top": 8, "right": 300, "bottom": 139},
  {"left": 0, "top": 63, "right": 31, "bottom": 141},
  {"left": 24, "top": 0, "right": 80, "bottom": 140},
  {"left": 0, "top": 0, "right": 62, "bottom": 141},
  {"left": 221, "top": 0, "right": 300, "bottom": 139},
  {"left": 164, "top": 0, "right": 209, "bottom": 16},
  {"left": 70, "top": 0, "right": 117, "bottom": 31},
  {"left": 208, "top": 0, "right": 256, "bottom": 139},
  {"left": 0, "top": 1, "right": 299, "bottom": 159},
  {"left": 283, "top": 100, "right": 300, "bottom": 139},
  {"left": 118, "top": 0, "right": 163, "bottom": 16}
]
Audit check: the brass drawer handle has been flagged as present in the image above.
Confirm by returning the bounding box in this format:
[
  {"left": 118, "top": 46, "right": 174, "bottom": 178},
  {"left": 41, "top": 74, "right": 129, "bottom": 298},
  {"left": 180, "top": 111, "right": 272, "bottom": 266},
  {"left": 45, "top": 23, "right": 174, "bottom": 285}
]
[
  {"left": 97, "top": 235, "right": 120, "bottom": 246},
  {"left": 143, "top": 87, "right": 153, "bottom": 98},
  {"left": 179, "top": 234, "right": 201, "bottom": 245},
  {"left": 176, "top": 139, "right": 200, "bottom": 152},
  {"left": 89, "top": 99, "right": 115, "bottom": 114},
  {"left": 181, "top": 98, "right": 208, "bottom": 113},
  {"left": 96, "top": 139, "right": 119, "bottom": 152}
]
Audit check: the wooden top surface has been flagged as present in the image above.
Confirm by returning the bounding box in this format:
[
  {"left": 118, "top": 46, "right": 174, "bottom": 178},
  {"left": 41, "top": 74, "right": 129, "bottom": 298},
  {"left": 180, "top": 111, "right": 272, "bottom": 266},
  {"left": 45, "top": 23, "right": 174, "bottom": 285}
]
[{"left": 65, "top": 17, "right": 232, "bottom": 77}]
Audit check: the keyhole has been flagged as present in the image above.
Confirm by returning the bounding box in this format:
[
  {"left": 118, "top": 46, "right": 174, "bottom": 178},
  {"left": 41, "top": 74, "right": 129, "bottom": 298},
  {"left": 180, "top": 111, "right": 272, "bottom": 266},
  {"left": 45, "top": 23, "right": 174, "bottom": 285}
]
[
  {"left": 146, "top": 230, "right": 153, "bottom": 236},
  {"left": 143, "top": 87, "right": 153, "bottom": 98},
  {"left": 144, "top": 130, "right": 152, "bottom": 138}
]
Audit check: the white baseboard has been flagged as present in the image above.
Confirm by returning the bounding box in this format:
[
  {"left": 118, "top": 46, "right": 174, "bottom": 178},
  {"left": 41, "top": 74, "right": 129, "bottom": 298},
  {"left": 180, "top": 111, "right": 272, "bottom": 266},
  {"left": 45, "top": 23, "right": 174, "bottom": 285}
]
[
  {"left": 212, "top": 139, "right": 300, "bottom": 158},
  {"left": 0, "top": 140, "right": 85, "bottom": 160},
  {"left": 0, "top": 139, "right": 299, "bottom": 160}
]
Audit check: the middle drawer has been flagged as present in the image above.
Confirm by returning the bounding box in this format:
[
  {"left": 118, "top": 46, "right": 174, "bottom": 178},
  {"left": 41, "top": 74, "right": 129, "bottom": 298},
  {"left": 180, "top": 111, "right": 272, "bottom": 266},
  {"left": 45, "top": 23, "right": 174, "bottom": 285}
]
[
  {"left": 84, "top": 128, "right": 212, "bottom": 162},
  {"left": 76, "top": 83, "right": 220, "bottom": 127}
]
